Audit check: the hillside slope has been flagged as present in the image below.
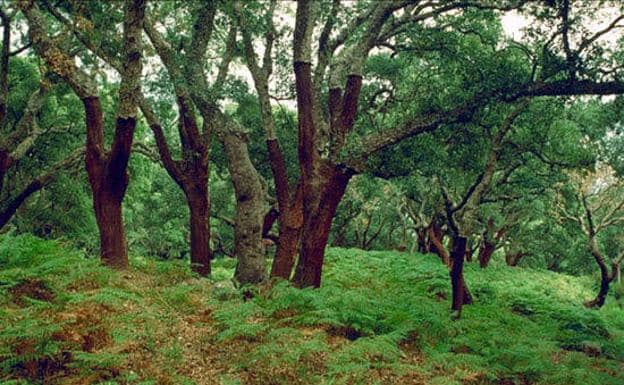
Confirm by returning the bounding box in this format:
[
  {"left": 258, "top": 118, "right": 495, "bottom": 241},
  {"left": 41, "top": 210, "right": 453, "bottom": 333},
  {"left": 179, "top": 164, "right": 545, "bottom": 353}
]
[{"left": 0, "top": 235, "right": 623, "bottom": 385}]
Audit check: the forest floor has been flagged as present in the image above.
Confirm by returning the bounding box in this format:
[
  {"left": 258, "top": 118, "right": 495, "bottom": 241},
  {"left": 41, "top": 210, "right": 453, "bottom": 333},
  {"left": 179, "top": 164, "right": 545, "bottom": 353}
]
[{"left": 1, "top": 235, "right": 623, "bottom": 385}]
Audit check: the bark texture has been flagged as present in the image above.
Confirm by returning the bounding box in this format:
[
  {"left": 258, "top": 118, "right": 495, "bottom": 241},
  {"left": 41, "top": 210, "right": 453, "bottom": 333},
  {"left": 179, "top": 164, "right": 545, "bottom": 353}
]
[
  {"left": 293, "top": 162, "right": 354, "bottom": 287},
  {"left": 222, "top": 132, "right": 268, "bottom": 285},
  {"left": 268, "top": 140, "right": 304, "bottom": 279},
  {"left": 22, "top": 0, "right": 145, "bottom": 268}
]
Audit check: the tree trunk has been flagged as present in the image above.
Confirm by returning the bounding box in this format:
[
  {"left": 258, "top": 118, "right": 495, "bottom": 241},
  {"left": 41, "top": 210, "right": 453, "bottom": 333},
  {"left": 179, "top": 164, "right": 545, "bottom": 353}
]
[
  {"left": 585, "top": 263, "right": 611, "bottom": 308},
  {"left": 428, "top": 222, "right": 444, "bottom": 256},
  {"left": 428, "top": 226, "right": 450, "bottom": 266},
  {"left": 0, "top": 180, "right": 45, "bottom": 230},
  {"left": 23, "top": 0, "right": 144, "bottom": 270},
  {"left": 221, "top": 132, "right": 267, "bottom": 285},
  {"left": 292, "top": 164, "right": 353, "bottom": 288},
  {"left": 143, "top": 96, "right": 212, "bottom": 276},
  {"left": 84, "top": 98, "right": 135, "bottom": 269},
  {"left": 269, "top": 139, "right": 304, "bottom": 279},
  {"left": 0, "top": 150, "right": 10, "bottom": 193},
  {"left": 478, "top": 239, "right": 496, "bottom": 268},
  {"left": 186, "top": 187, "right": 211, "bottom": 276},
  {"left": 585, "top": 239, "right": 613, "bottom": 308},
  {"left": 91, "top": 188, "right": 128, "bottom": 268},
  {"left": 271, "top": 185, "right": 303, "bottom": 279},
  {"left": 450, "top": 235, "right": 471, "bottom": 317},
  {"left": 465, "top": 240, "right": 474, "bottom": 262},
  {"left": 416, "top": 228, "right": 428, "bottom": 253}
]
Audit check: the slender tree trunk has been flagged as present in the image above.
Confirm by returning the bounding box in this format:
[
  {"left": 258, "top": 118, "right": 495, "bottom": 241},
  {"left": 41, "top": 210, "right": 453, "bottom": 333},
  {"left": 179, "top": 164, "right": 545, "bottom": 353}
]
[
  {"left": 585, "top": 239, "right": 613, "bottom": 308},
  {"left": 0, "top": 180, "right": 45, "bottom": 229},
  {"left": 221, "top": 132, "right": 267, "bottom": 285},
  {"left": 292, "top": 164, "right": 353, "bottom": 288},
  {"left": 428, "top": 222, "right": 444, "bottom": 256},
  {"left": 267, "top": 138, "right": 304, "bottom": 279},
  {"left": 0, "top": 150, "right": 10, "bottom": 193},
  {"left": 585, "top": 263, "right": 611, "bottom": 308},
  {"left": 428, "top": 226, "right": 450, "bottom": 266},
  {"left": 416, "top": 228, "right": 428, "bottom": 253},
  {"left": 143, "top": 96, "right": 212, "bottom": 276},
  {"left": 450, "top": 235, "right": 472, "bottom": 317}
]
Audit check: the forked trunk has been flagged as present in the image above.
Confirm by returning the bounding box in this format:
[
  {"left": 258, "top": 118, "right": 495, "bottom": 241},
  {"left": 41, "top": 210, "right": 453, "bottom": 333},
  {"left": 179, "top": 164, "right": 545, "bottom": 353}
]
[
  {"left": 187, "top": 188, "right": 211, "bottom": 276},
  {"left": 292, "top": 165, "right": 353, "bottom": 288},
  {"left": 84, "top": 99, "right": 135, "bottom": 269}
]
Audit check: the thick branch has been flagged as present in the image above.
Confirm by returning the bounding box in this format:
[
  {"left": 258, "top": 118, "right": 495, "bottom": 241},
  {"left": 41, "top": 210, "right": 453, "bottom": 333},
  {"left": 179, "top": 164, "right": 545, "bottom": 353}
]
[
  {"left": 20, "top": 1, "right": 97, "bottom": 99},
  {"left": 108, "top": 0, "right": 145, "bottom": 182}
]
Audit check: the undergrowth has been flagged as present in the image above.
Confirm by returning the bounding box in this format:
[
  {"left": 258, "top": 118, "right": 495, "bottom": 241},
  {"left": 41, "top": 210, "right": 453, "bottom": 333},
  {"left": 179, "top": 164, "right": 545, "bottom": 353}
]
[{"left": 1, "top": 234, "right": 623, "bottom": 385}]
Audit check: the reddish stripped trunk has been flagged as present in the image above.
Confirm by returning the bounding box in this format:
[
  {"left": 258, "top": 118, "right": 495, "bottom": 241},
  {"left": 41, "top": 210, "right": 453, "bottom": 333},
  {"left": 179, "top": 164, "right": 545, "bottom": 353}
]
[
  {"left": 428, "top": 222, "right": 444, "bottom": 256},
  {"left": 292, "top": 163, "right": 353, "bottom": 288},
  {"left": 271, "top": 184, "right": 304, "bottom": 279},
  {"left": 428, "top": 226, "right": 450, "bottom": 266},
  {"left": 92, "top": 189, "right": 128, "bottom": 268},
  {"left": 148, "top": 97, "right": 212, "bottom": 276},
  {"left": 267, "top": 139, "right": 304, "bottom": 279},
  {"left": 478, "top": 240, "right": 496, "bottom": 268},
  {"left": 186, "top": 186, "right": 211, "bottom": 276},
  {"left": 450, "top": 235, "right": 472, "bottom": 317},
  {"left": 84, "top": 97, "right": 134, "bottom": 269},
  {"left": 289, "top": 48, "right": 361, "bottom": 287}
]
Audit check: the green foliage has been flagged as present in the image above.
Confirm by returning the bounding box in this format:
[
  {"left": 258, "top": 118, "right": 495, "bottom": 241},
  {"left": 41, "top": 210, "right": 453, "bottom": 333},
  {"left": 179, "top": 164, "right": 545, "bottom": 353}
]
[
  {"left": 1, "top": 237, "right": 623, "bottom": 385},
  {"left": 211, "top": 248, "right": 624, "bottom": 385}
]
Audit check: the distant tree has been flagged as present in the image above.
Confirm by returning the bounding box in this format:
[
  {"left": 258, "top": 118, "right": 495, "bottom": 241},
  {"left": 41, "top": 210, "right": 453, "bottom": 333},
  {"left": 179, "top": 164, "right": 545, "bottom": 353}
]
[{"left": 556, "top": 166, "right": 624, "bottom": 308}]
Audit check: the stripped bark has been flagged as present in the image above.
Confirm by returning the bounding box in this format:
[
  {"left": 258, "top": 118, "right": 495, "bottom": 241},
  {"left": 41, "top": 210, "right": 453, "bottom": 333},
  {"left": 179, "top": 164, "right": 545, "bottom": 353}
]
[
  {"left": 22, "top": 0, "right": 145, "bottom": 268},
  {"left": 234, "top": 1, "right": 302, "bottom": 280},
  {"left": 144, "top": 4, "right": 268, "bottom": 283}
]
